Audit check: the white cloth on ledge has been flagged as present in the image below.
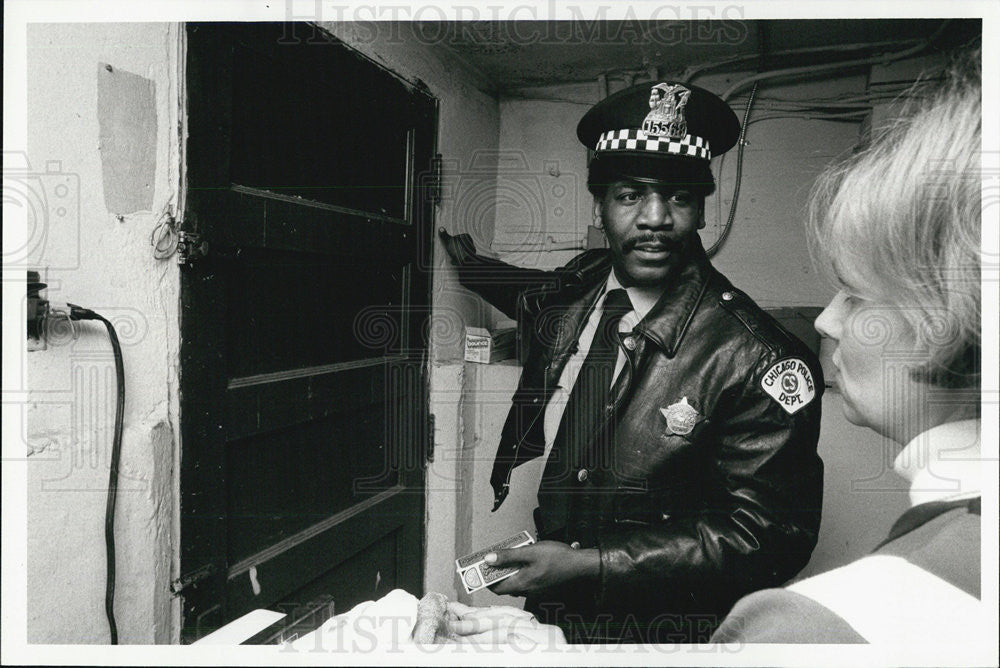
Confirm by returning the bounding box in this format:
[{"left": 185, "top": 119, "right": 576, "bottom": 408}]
[{"left": 289, "top": 588, "right": 420, "bottom": 652}]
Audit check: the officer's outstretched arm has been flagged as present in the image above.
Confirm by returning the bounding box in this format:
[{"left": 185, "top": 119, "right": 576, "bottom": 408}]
[
  {"left": 438, "top": 228, "right": 556, "bottom": 321},
  {"left": 595, "top": 349, "right": 824, "bottom": 623},
  {"left": 439, "top": 228, "right": 611, "bottom": 325}
]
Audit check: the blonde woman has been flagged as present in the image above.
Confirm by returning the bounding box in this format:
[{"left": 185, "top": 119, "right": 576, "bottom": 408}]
[{"left": 712, "top": 50, "right": 983, "bottom": 644}]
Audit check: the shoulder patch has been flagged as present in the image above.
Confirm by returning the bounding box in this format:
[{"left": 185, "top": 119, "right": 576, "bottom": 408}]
[{"left": 760, "top": 357, "right": 816, "bottom": 414}]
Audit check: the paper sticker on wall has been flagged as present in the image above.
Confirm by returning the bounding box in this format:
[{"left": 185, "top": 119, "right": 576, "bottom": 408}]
[{"left": 97, "top": 63, "right": 157, "bottom": 215}]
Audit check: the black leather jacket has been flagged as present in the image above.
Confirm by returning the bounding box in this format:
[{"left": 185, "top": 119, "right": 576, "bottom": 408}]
[{"left": 453, "top": 242, "right": 824, "bottom": 642}]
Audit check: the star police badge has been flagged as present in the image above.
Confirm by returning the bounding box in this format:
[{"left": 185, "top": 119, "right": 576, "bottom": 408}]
[
  {"left": 760, "top": 358, "right": 816, "bottom": 415},
  {"left": 642, "top": 83, "right": 691, "bottom": 139},
  {"left": 660, "top": 397, "right": 700, "bottom": 436}
]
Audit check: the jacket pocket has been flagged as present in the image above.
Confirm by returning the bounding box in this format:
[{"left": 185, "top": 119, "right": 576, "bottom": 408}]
[{"left": 612, "top": 486, "right": 673, "bottom": 526}]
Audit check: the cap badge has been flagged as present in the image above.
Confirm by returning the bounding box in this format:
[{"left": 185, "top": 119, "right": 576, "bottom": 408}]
[
  {"left": 660, "top": 397, "right": 699, "bottom": 436},
  {"left": 642, "top": 83, "right": 691, "bottom": 139}
]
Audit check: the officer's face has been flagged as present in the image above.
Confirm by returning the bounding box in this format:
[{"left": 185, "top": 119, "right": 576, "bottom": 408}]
[{"left": 597, "top": 179, "right": 703, "bottom": 288}]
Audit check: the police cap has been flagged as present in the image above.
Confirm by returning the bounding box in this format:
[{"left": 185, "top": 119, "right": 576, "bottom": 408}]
[{"left": 578, "top": 81, "right": 740, "bottom": 190}]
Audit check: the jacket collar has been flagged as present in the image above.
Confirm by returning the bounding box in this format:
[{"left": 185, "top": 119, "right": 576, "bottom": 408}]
[
  {"left": 632, "top": 238, "right": 714, "bottom": 358},
  {"left": 544, "top": 277, "right": 606, "bottom": 369}
]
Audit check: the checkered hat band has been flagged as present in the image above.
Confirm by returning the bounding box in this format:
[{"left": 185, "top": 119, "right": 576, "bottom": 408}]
[{"left": 596, "top": 130, "right": 711, "bottom": 160}]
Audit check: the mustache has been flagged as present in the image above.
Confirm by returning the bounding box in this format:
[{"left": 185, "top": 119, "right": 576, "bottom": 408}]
[{"left": 623, "top": 234, "right": 683, "bottom": 253}]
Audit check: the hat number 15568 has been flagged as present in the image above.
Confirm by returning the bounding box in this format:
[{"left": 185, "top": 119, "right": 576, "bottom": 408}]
[{"left": 642, "top": 120, "right": 672, "bottom": 137}]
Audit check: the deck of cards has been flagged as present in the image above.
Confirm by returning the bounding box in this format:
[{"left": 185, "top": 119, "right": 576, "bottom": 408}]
[{"left": 455, "top": 530, "right": 535, "bottom": 594}]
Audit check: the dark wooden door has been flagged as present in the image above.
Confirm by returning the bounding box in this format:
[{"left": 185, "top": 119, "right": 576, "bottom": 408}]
[{"left": 178, "top": 22, "right": 437, "bottom": 642}]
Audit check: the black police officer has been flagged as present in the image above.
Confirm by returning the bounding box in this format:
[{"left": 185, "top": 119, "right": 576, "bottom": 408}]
[{"left": 441, "top": 80, "right": 824, "bottom": 643}]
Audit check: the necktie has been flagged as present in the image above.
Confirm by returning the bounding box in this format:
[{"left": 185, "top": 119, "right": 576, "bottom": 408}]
[
  {"left": 537, "top": 288, "right": 633, "bottom": 538},
  {"left": 557, "top": 288, "right": 633, "bottom": 459}
]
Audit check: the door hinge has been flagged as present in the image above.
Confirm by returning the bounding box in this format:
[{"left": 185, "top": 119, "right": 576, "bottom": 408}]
[
  {"left": 428, "top": 153, "right": 443, "bottom": 205},
  {"left": 425, "top": 413, "right": 436, "bottom": 463},
  {"left": 177, "top": 230, "right": 209, "bottom": 265},
  {"left": 171, "top": 563, "right": 217, "bottom": 596}
]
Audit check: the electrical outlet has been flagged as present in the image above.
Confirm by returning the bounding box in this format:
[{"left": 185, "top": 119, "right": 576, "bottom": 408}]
[{"left": 27, "top": 270, "right": 48, "bottom": 351}]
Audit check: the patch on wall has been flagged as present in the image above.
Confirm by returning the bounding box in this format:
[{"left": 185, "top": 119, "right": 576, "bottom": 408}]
[{"left": 97, "top": 63, "right": 157, "bottom": 214}]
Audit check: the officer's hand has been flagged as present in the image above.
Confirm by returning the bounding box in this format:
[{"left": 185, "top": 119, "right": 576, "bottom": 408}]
[
  {"left": 484, "top": 541, "right": 600, "bottom": 596},
  {"left": 438, "top": 227, "right": 477, "bottom": 266}
]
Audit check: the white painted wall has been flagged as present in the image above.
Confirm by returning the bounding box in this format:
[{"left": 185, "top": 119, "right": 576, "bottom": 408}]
[
  {"left": 461, "top": 361, "right": 539, "bottom": 608},
  {"left": 706, "top": 74, "right": 865, "bottom": 308},
  {"left": 23, "top": 23, "right": 183, "bottom": 643},
  {"left": 798, "top": 393, "right": 910, "bottom": 578}
]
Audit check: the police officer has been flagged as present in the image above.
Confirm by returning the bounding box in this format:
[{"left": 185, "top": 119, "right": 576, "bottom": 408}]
[{"left": 440, "top": 81, "right": 824, "bottom": 643}]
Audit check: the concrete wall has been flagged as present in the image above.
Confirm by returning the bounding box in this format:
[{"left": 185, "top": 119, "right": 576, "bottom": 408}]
[{"left": 23, "top": 23, "right": 183, "bottom": 643}]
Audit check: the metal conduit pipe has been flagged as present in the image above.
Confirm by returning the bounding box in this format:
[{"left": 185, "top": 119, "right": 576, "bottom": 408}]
[
  {"left": 681, "top": 37, "right": 925, "bottom": 84},
  {"left": 719, "top": 20, "right": 951, "bottom": 102}
]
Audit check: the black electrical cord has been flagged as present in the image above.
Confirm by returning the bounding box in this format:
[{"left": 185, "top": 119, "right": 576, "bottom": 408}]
[
  {"left": 707, "top": 81, "right": 758, "bottom": 258},
  {"left": 68, "top": 304, "right": 124, "bottom": 645}
]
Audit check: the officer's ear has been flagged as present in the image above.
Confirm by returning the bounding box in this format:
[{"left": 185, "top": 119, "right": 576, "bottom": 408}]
[
  {"left": 697, "top": 197, "right": 706, "bottom": 229},
  {"left": 592, "top": 198, "right": 603, "bottom": 228}
]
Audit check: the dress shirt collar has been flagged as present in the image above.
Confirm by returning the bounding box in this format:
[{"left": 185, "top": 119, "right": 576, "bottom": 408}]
[{"left": 893, "top": 418, "right": 981, "bottom": 507}]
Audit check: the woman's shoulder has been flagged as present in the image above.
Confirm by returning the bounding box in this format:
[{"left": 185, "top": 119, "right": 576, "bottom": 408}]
[
  {"left": 714, "top": 530, "right": 986, "bottom": 645},
  {"left": 710, "top": 586, "right": 866, "bottom": 644},
  {"left": 875, "top": 496, "right": 981, "bottom": 598}
]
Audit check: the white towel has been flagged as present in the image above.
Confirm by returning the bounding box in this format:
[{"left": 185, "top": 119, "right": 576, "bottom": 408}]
[{"left": 289, "top": 588, "right": 419, "bottom": 653}]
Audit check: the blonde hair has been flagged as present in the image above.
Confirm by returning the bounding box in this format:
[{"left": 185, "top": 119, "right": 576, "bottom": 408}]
[{"left": 808, "top": 49, "right": 981, "bottom": 388}]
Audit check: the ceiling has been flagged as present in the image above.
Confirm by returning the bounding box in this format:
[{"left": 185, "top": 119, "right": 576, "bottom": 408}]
[{"left": 419, "top": 18, "right": 979, "bottom": 92}]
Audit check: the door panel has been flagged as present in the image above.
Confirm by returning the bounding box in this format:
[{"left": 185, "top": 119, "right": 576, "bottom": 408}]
[
  {"left": 225, "top": 507, "right": 417, "bottom": 628},
  {"left": 228, "top": 31, "right": 416, "bottom": 219},
  {"left": 179, "top": 22, "right": 436, "bottom": 642},
  {"left": 225, "top": 406, "right": 397, "bottom": 562},
  {"left": 223, "top": 249, "right": 406, "bottom": 377}
]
